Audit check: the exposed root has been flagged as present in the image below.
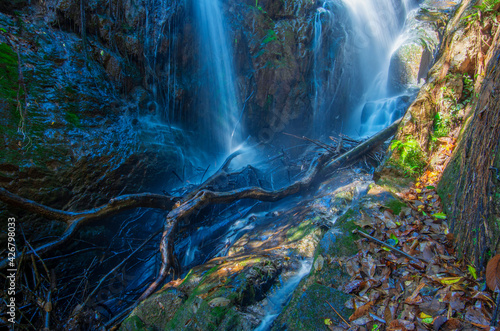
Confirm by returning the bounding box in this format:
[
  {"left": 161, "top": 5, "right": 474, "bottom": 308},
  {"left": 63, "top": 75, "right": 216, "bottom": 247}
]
[{"left": 0, "top": 189, "right": 177, "bottom": 268}]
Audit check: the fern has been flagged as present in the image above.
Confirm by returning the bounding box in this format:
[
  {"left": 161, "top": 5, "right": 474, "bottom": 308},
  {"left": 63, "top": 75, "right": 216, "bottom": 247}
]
[{"left": 390, "top": 139, "right": 426, "bottom": 176}]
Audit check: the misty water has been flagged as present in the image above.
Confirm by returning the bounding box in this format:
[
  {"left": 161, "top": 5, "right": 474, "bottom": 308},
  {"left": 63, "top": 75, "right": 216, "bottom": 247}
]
[{"left": 111, "top": 0, "right": 436, "bottom": 327}]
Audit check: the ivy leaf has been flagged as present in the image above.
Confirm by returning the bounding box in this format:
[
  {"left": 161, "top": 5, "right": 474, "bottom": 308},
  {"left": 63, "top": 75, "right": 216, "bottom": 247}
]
[
  {"left": 324, "top": 318, "right": 332, "bottom": 326},
  {"left": 390, "top": 233, "right": 399, "bottom": 245}
]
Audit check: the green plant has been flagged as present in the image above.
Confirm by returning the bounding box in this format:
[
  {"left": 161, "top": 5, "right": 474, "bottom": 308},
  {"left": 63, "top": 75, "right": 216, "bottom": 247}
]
[
  {"left": 390, "top": 139, "right": 426, "bottom": 176},
  {"left": 475, "top": 0, "right": 500, "bottom": 12},
  {"left": 433, "top": 112, "right": 451, "bottom": 138},
  {"left": 441, "top": 73, "right": 474, "bottom": 116},
  {"left": 255, "top": 0, "right": 265, "bottom": 12},
  {"left": 463, "top": 0, "right": 500, "bottom": 22},
  {"left": 262, "top": 30, "right": 277, "bottom": 44}
]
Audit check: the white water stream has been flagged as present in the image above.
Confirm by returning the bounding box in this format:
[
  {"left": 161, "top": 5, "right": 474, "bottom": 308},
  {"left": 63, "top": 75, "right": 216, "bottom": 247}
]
[
  {"left": 194, "top": 0, "right": 242, "bottom": 153},
  {"left": 313, "top": 0, "right": 419, "bottom": 137}
]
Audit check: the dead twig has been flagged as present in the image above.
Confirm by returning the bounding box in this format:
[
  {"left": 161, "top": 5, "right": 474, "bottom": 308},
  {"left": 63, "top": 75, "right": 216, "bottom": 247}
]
[
  {"left": 326, "top": 300, "right": 351, "bottom": 328},
  {"left": 83, "top": 229, "right": 161, "bottom": 307},
  {"left": 353, "top": 229, "right": 426, "bottom": 263},
  {"left": 283, "top": 132, "right": 337, "bottom": 154}
]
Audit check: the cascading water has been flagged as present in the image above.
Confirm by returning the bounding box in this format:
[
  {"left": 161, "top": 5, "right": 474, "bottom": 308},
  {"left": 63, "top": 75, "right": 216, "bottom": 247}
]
[
  {"left": 143, "top": 0, "right": 180, "bottom": 122},
  {"left": 194, "top": 0, "right": 242, "bottom": 154},
  {"left": 313, "top": 0, "right": 418, "bottom": 137}
]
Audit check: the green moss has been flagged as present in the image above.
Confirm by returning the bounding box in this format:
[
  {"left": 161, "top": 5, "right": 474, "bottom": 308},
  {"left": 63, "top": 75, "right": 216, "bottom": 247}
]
[
  {"left": 0, "top": 42, "right": 21, "bottom": 121},
  {"left": 119, "top": 315, "right": 154, "bottom": 331},
  {"left": 274, "top": 283, "right": 352, "bottom": 330},
  {"left": 65, "top": 112, "right": 80, "bottom": 127},
  {"left": 286, "top": 220, "right": 314, "bottom": 242},
  {"left": 384, "top": 198, "right": 407, "bottom": 215}
]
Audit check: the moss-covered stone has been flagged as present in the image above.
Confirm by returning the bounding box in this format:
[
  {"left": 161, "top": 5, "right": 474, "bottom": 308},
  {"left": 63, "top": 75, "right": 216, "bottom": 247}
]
[
  {"left": 120, "top": 315, "right": 155, "bottom": 331},
  {"left": 273, "top": 283, "right": 351, "bottom": 330}
]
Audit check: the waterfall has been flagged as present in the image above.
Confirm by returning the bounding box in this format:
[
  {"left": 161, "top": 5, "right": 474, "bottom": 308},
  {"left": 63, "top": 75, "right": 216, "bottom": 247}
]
[
  {"left": 194, "top": 0, "right": 241, "bottom": 154},
  {"left": 313, "top": 0, "right": 418, "bottom": 137},
  {"left": 143, "top": 0, "right": 179, "bottom": 122}
]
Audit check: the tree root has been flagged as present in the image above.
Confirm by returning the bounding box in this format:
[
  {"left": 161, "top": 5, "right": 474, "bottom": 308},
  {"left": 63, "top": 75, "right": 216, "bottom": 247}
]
[
  {"left": 0, "top": 189, "right": 177, "bottom": 269},
  {"left": 0, "top": 119, "right": 401, "bottom": 310}
]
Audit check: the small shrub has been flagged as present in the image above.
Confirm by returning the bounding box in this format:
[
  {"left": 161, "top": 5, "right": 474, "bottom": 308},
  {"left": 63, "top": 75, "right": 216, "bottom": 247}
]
[{"left": 390, "top": 139, "right": 426, "bottom": 176}]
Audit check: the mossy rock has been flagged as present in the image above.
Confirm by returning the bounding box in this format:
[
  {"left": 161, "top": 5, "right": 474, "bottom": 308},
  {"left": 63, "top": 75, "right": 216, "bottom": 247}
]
[
  {"left": 126, "top": 255, "right": 285, "bottom": 331},
  {"left": 273, "top": 283, "right": 351, "bottom": 330},
  {"left": 318, "top": 208, "right": 361, "bottom": 259},
  {"left": 121, "top": 289, "right": 185, "bottom": 331},
  {"left": 120, "top": 315, "right": 156, "bottom": 331}
]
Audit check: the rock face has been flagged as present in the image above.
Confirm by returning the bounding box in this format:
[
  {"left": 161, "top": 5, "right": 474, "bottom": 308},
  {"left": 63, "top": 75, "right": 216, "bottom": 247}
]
[
  {"left": 0, "top": 5, "right": 185, "bottom": 242},
  {"left": 222, "top": 0, "right": 316, "bottom": 142},
  {"left": 387, "top": 6, "right": 445, "bottom": 94}
]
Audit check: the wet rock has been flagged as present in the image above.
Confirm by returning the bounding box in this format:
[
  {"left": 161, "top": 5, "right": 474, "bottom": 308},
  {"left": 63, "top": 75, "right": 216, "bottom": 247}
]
[
  {"left": 122, "top": 289, "right": 184, "bottom": 331},
  {"left": 388, "top": 7, "right": 443, "bottom": 94},
  {"left": 274, "top": 283, "right": 351, "bottom": 330},
  {"left": 121, "top": 255, "right": 292, "bottom": 330},
  {"left": 389, "top": 42, "right": 433, "bottom": 93}
]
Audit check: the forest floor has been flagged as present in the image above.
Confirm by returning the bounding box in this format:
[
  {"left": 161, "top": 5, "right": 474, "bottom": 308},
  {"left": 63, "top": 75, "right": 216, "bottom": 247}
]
[{"left": 323, "top": 137, "right": 500, "bottom": 330}]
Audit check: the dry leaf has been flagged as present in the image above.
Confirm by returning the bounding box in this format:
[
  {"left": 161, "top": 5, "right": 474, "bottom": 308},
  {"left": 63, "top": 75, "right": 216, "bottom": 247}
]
[
  {"left": 314, "top": 255, "right": 324, "bottom": 272},
  {"left": 433, "top": 316, "right": 447, "bottom": 330},
  {"left": 440, "top": 318, "right": 461, "bottom": 331},
  {"left": 388, "top": 319, "right": 414, "bottom": 330},
  {"left": 405, "top": 283, "right": 425, "bottom": 304},
  {"left": 349, "top": 301, "right": 374, "bottom": 321},
  {"left": 343, "top": 279, "right": 364, "bottom": 294},
  {"left": 464, "top": 308, "right": 489, "bottom": 326},
  {"left": 361, "top": 255, "right": 376, "bottom": 278},
  {"left": 486, "top": 254, "right": 500, "bottom": 292}
]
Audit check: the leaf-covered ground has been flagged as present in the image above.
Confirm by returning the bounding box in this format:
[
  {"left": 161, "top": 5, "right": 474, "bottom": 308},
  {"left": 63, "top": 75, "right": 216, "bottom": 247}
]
[{"left": 326, "top": 138, "right": 500, "bottom": 330}]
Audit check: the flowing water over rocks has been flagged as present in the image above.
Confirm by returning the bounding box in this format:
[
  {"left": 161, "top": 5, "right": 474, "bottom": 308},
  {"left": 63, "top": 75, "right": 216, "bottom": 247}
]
[
  {"left": 0, "top": 0, "right": 463, "bottom": 329},
  {"left": 120, "top": 169, "right": 374, "bottom": 330},
  {"left": 312, "top": 0, "right": 448, "bottom": 137}
]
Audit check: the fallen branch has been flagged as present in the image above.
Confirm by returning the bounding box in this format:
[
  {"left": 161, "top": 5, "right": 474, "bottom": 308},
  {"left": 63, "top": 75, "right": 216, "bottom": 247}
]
[
  {"left": 283, "top": 132, "right": 338, "bottom": 154},
  {"left": 185, "top": 149, "right": 244, "bottom": 199},
  {"left": 0, "top": 188, "right": 177, "bottom": 223},
  {"left": 326, "top": 300, "right": 351, "bottom": 328},
  {"left": 323, "top": 119, "right": 401, "bottom": 171},
  {"left": 83, "top": 230, "right": 161, "bottom": 307},
  {"left": 353, "top": 229, "right": 426, "bottom": 263}
]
